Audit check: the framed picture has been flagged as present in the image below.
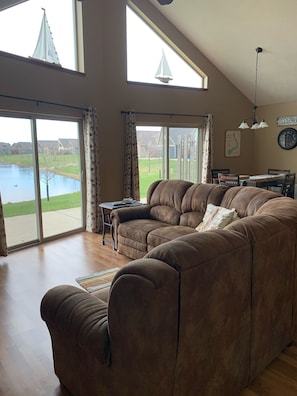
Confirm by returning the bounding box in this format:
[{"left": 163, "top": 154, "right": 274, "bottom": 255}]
[
  {"left": 277, "top": 115, "right": 297, "bottom": 127},
  {"left": 225, "top": 130, "right": 241, "bottom": 157}
]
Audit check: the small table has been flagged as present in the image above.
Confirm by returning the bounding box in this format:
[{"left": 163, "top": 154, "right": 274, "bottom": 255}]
[{"left": 99, "top": 200, "right": 143, "bottom": 249}]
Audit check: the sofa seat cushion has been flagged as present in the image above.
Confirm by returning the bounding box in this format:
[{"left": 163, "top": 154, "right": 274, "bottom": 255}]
[
  {"left": 147, "top": 226, "right": 196, "bottom": 251},
  {"left": 117, "top": 219, "right": 170, "bottom": 259}
]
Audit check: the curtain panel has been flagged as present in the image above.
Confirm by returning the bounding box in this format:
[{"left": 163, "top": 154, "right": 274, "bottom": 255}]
[
  {"left": 201, "top": 114, "right": 213, "bottom": 183},
  {"left": 123, "top": 112, "right": 140, "bottom": 201},
  {"left": 0, "top": 194, "right": 8, "bottom": 257},
  {"left": 83, "top": 107, "right": 102, "bottom": 233}
]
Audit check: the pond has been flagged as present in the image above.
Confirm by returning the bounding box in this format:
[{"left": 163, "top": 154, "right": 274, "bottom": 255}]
[{"left": 0, "top": 163, "right": 80, "bottom": 204}]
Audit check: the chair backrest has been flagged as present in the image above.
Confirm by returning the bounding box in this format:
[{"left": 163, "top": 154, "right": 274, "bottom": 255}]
[
  {"left": 211, "top": 168, "right": 230, "bottom": 184},
  {"left": 268, "top": 168, "right": 290, "bottom": 175},
  {"left": 218, "top": 173, "right": 240, "bottom": 187},
  {"left": 281, "top": 173, "right": 296, "bottom": 198}
]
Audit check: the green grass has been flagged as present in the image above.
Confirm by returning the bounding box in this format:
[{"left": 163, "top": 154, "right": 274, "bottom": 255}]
[
  {"left": 138, "top": 158, "right": 197, "bottom": 198},
  {"left": 3, "top": 192, "right": 81, "bottom": 218},
  {"left": 138, "top": 158, "right": 163, "bottom": 198}
]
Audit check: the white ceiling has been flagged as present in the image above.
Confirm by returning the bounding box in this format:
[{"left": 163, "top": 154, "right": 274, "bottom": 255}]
[{"left": 150, "top": 0, "right": 297, "bottom": 106}]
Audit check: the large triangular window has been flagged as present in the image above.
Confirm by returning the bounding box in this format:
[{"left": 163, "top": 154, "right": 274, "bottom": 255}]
[{"left": 126, "top": 3, "right": 207, "bottom": 89}]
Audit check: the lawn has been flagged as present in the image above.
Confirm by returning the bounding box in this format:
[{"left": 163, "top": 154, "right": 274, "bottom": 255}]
[
  {"left": 3, "top": 192, "right": 81, "bottom": 217},
  {"left": 138, "top": 158, "right": 197, "bottom": 198}
]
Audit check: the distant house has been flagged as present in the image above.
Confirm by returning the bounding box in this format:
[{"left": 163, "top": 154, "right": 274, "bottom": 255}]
[
  {"left": 58, "top": 138, "right": 79, "bottom": 154},
  {"left": 0, "top": 142, "right": 11, "bottom": 154},
  {"left": 10, "top": 142, "right": 32, "bottom": 154},
  {"left": 136, "top": 128, "right": 161, "bottom": 158},
  {"left": 137, "top": 127, "right": 187, "bottom": 159},
  {"left": 38, "top": 140, "right": 59, "bottom": 155}
]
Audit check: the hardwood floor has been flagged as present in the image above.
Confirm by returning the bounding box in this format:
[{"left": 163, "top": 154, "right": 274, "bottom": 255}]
[
  {"left": 1, "top": 231, "right": 297, "bottom": 395},
  {"left": 0, "top": 232, "right": 129, "bottom": 396}
]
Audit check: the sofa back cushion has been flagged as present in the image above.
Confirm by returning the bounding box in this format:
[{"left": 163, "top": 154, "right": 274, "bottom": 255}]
[
  {"left": 180, "top": 183, "right": 229, "bottom": 227},
  {"left": 108, "top": 258, "right": 180, "bottom": 395},
  {"left": 145, "top": 230, "right": 252, "bottom": 395},
  {"left": 148, "top": 179, "right": 193, "bottom": 225},
  {"left": 255, "top": 195, "right": 297, "bottom": 220},
  {"left": 225, "top": 214, "right": 295, "bottom": 380},
  {"left": 220, "top": 186, "right": 281, "bottom": 218}
]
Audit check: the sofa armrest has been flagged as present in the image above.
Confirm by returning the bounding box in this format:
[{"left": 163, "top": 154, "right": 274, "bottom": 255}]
[
  {"left": 111, "top": 204, "right": 151, "bottom": 223},
  {"left": 40, "top": 285, "right": 110, "bottom": 364},
  {"left": 111, "top": 204, "right": 151, "bottom": 247}
]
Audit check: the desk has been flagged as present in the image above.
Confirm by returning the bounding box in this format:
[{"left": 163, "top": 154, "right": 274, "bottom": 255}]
[
  {"left": 99, "top": 200, "right": 143, "bottom": 249},
  {"left": 240, "top": 174, "right": 285, "bottom": 189}
]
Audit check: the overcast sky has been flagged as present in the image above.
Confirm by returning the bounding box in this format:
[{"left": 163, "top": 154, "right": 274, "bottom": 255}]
[{"left": 0, "top": 117, "right": 79, "bottom": 145}]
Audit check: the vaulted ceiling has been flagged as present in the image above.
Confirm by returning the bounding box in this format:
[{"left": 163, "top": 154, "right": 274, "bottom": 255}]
[{"left": 151, "top": 0, "right": 297, "bottom": 106}]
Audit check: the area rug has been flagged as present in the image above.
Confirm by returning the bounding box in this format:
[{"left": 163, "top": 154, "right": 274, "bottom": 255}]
[{"left": 75, "top": 267, "right": 120, "bottom": 292}]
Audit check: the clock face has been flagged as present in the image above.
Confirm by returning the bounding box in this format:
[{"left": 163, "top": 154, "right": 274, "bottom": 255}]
[{"left": 278, "top": 128, "right": 297, "bottom": 150}]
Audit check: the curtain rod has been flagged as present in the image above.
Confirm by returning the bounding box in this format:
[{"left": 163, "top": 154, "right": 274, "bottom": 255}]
[
  {"left": 0, "top": 93, "right": 89, "bottom": 112},
  {"left": 121, "top": 110, "right": 207, "bottom": 118}
]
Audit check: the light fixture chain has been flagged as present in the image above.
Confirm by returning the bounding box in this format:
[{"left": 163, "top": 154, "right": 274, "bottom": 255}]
[{"left": 254, "top": 47, "right": 261, "bottom": 108}]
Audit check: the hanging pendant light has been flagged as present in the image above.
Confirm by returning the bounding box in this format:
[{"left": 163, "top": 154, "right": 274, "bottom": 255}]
[{"left": 239, "top": 47, "right": 269, "bottom": 130}]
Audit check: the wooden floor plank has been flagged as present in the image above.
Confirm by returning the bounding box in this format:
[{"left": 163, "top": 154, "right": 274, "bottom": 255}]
[{"left": 0, "top": 231, "right": 297, "bottom": 395}]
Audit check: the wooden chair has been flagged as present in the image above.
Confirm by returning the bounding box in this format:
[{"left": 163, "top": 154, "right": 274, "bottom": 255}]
[
  {"left": 281, "top": 173, "right": 296, "bottom": 198},
  {"left": 218, "top": 173, "right": 240, "bottom": 187},
  {"left": 268, "top": 169, "right": 291, "bottom": 192},
  {"left": 211, "top": 168, "right": 230, "bottom": 184},
  {"left": 268, "top": 168, "right": 290, "bottom": 175}
]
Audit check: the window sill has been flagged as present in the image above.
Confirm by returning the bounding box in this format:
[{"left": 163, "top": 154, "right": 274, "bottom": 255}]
[{"left": 0, "top": 50, "right": 85, "bottom": 77}]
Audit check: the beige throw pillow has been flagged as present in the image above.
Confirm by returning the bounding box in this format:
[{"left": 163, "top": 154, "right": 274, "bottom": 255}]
[{"left": 196, "top": 203, "right": 238, "bottom": 232}]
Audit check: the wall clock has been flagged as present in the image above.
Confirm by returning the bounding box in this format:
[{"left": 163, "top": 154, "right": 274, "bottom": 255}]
[{"left": 277, "top": 127, "right": 297, "bottom": 150}]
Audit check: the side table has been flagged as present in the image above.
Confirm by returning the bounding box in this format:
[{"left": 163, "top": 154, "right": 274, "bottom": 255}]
[{"left": 99, "top": 200, "right": 143, "bottom": 250}]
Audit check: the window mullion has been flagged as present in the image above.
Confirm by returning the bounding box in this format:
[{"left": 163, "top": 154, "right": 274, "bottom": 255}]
[{"left": 31, "top": 118, "right": 43, "bottom": 241}]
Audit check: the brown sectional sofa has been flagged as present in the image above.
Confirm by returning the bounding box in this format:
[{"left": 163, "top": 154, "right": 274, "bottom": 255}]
[
  {"left": 111, "top": 179, "right": 283, "bottom": 259},
  {"left": 41, "top": 179, "right": 297, "bottom": 396}
]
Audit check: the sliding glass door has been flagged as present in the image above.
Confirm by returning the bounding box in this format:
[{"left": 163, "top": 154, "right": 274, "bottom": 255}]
[
  {"left": 136, "top": 125, "right": 201, "bottom": 200},
  {"left": 0, "top": 115, "right": 84, "bottom": 249},
  {"left": 0, "top": 117, "right": 38, "bottom": 246}
]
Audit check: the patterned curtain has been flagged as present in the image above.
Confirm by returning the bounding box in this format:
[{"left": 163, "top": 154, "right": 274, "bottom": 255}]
[
  {"left": 0, "top": 194, "right": 8, "bottom": 257},
  {"left": 83, "top": 107, "right": 102, "bottom": 233},
  {"left": 123, "top": 111, "right": 140, "bottom": 200},
  {"left": 201, "top": 114, "right": 213, "bottom": 183}
]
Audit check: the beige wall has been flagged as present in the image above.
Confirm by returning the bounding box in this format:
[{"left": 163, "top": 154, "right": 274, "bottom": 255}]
[
  {"left": 252, "top": 102, "right": 297, "bottom": 175},
  {"left": 0, "top": 0, "right": 262, "bottom": 201}
]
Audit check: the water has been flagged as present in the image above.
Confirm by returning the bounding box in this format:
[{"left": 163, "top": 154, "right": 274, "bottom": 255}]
[{"left": 0, "top": 163, "right": 80, "bottom": 204}]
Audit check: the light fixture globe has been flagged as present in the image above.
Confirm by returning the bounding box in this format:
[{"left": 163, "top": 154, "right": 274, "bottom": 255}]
[
  {"left": 238, "top": 120, "right": 249, "bottom": 129},
  {"left": 259, "top": 119, "right": 269, "bottom": 128},
  {"left": 250, "top": 122, "right": 260, "bottom": 130}
]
